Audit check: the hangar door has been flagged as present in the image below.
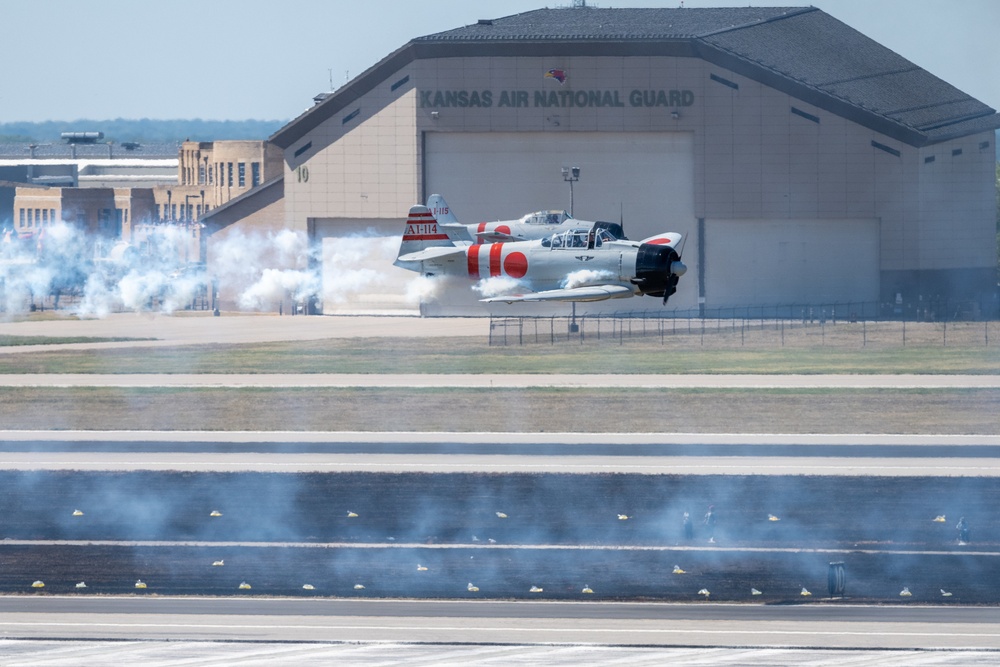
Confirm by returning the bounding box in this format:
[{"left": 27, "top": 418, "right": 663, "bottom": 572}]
[
  {"left": 424, "top": 131, "right": 697, "bottom": 314},
  {"left": 425, "top": 132, "right": 693, "bottom": 243},
  {"left": 704, "top": 218, "right": 879, "bottom": 309}
]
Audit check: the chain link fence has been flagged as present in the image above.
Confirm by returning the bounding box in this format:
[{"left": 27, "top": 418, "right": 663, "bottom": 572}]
[{"left": 489, "top": 303, "right": 999, "bottom": 347}]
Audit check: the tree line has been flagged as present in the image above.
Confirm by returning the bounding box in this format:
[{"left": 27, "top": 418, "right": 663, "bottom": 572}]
[{"left": 0, "top": 118, "right": 287, "bottom": 144}]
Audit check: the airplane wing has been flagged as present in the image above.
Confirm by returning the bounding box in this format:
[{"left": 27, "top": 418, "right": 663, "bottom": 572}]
[
  {"left": 476, "top": 231, "right": 518, "bottom": 243},
  {"left": 639, "top": 232, "right": 682, "bottom": 246},
  {"left": 396, "top": 245, "right": 467, "bottom": 263},
  {"left": 481, "top": 284, "right": 634, "bottom": 303}
]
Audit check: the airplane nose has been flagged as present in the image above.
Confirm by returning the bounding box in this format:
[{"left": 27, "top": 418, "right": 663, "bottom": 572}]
[{"left": 671, "top": 260, "right": 687, "bottom": 277}]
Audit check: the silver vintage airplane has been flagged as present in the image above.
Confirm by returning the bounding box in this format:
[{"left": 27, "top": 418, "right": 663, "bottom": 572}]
[
  {"left": 394, "top": 203, "right": 686, "bottom": 304},
  {"left": 429, "top": 194, "right": 585, "bottom": 244}
]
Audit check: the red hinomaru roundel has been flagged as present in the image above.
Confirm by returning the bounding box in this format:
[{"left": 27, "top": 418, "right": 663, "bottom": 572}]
[{"left": 466, "top": 245, "right": 528, "bottom": 279}]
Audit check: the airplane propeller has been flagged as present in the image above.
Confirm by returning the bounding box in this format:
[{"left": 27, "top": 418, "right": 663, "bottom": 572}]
[{"left": 664, "top": 234, "right": 688, "bottom": 304}]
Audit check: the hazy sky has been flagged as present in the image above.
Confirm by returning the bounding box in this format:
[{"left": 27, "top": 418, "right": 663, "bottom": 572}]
[{"left": 1, "top": 0, "right": 997, "bottom": 123}]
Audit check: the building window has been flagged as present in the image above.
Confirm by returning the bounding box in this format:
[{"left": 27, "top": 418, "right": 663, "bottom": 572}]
[
  {"left": 791, "top": 106, "right": 820, "bottom": 123},
  {"left": 199, "top": 164, "right": 206, "bottom": 185},
  {"left": 227, "top": 162, "right": 233, "bottom": 186},
  {"left": 50, "top": 208, "right": 56, "bottom": 223},
  {"left": 871, "top": 140, "right": 900, "bottom": 157},
  {"left": 710, "top": 73, "right": 739, "bottom": 90},
  {"left": 171, "top": 204, "right": 177, "bottom": 220},
  {"left": 42, "top": 209, "right": 48, "bottom": 225},
  {"left": 19, "top": 209, "right": 24, "bottom": 228},
  {"left": 251, "top": 162, "right": 260, "bottom": 187},
  {"left": 207, "top": 161, "right": 213, "bottom": 185},
  {"left": 27, "top": 209, "right": 33, "bottom": 227},
  {"left": 238, "top": 162, "right": 246, "bottom": 187}
]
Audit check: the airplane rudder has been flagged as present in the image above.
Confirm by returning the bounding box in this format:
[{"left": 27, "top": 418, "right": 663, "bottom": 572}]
[
  {"left": 427, "top": 194, "right": 458, "bottom": 225},
  {"left": 398, "top": 204, "right": 451, "bottom": 258}
]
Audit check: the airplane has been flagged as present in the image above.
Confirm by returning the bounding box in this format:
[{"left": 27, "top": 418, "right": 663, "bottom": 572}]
[
  {"left": 394, "top": 204, "right": 686, "bottom": 304},
  {"left": 428, "top": 194, "right": 587, "bottom": 244}
]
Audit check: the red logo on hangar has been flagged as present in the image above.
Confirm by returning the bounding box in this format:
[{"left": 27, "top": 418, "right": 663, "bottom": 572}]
[{"left": 545, "top": 69, "right": 567, "bottom": 84}]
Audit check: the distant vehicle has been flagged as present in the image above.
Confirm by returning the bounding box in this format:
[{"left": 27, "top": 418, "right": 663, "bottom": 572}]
[
  {"left": 428, "top": 194, "right": 589, "bottom": 244},
  {"left": 395, "top": 204, "right": 686, "bottom": 304}
]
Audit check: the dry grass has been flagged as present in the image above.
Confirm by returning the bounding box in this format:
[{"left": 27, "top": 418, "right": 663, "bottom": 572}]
[
  {"left": 3, "top": 319, "right": 998, "bottom": 433},
  {"left": 4, "top": 387, "right": 997, "bottom": 434}
]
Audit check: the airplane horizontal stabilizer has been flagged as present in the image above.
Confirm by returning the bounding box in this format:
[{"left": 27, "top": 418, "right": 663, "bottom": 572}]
[{"left": 481, "top": 284, "right": 634, "bottom": 304}]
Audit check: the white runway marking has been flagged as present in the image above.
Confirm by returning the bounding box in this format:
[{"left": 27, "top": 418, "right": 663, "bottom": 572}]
[{"left": 1, "top": 373, "right": 998, "bottom": 388}]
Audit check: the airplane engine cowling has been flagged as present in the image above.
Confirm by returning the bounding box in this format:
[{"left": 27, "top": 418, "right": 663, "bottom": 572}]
[{"left": 634, "top": 243, "right": 684, "bottom": 301}]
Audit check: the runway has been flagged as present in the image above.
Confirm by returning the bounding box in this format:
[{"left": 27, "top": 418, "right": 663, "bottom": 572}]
[
  {"left": 1, "top": 431, "right": 999, "bottom": 476},
  {"left": 2, "top": 597, "right": 1000, "bottom": 650}
]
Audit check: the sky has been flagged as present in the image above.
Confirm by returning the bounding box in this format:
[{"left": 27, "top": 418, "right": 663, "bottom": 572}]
[{"left": 1, "top": 0, "right": 997, "bottom": 123}]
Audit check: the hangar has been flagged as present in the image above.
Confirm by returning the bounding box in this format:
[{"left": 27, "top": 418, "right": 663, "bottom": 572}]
[{"left": 264, "top": 6, "right": 1000, "bottom": 317}]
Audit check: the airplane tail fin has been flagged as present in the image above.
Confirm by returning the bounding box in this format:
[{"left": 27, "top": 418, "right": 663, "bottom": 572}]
[
  {"left": 426, "top": 194, "right": 458, "bottom": 225},
  {"left": 427, "top": 194, "right": 471, "bottom": 242},
  {"left": 396, "top": 205, "right": 454, "bottom": 265}
]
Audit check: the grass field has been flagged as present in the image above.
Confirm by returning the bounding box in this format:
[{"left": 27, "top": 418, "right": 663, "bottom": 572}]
[
  {"left": 2, "top": 386, "right": 996, "bottom": 433},
  {"left": 2, "top": 334, "right": 1000, "bottom": 374},
  {"left": 2, "top": 319, "right": 997, "bottom": 433}
]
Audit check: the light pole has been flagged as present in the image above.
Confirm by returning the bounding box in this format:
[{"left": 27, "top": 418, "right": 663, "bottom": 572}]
[{"left": 561, "top": 166, "right": 580, "bottom": 216}]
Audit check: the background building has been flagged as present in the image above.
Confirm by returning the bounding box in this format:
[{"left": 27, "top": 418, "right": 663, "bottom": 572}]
[{"left": 258, "top": 6, "right": 999, "bottom": 317}]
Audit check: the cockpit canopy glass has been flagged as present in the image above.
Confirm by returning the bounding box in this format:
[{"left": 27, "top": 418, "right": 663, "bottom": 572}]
[{"left": 525, "top": 210, "right": 571, "bottom": 226}]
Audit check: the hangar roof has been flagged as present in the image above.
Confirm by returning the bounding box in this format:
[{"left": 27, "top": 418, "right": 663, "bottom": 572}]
[{"left": 272, "top": 6, "right": 999, "bottom": 149}]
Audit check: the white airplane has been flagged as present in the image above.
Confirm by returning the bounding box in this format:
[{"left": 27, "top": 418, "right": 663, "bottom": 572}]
[
  {"left": 428, "top": 194, "right": 588, "bottom": 244},
  {"left": 395, "top": 204, "right": 686, "bottom": 304}
]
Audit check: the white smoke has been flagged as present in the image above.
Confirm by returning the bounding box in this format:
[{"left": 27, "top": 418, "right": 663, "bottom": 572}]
[
  {"left": 404, "top": 275, "right": 444, "bottom": 306},
  {"left": 561, "top": 269, "right": 615, "bottom": 290},
  {"left": 239, "top": 267, "right": 320, "bottom": 310},
  {"left": 472, "top": 276, "right": 523, "bottom": 298},
  {"left": 0, "top": 221, "right": 440, "bottom": 318}
]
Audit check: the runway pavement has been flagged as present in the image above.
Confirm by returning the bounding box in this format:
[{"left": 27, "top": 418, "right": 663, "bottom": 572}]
[
  {"left": 2, "top": 431, "right": 1000, "bottom": 475},
  {"left": 0, "top": 313, "right": 487, "bottom": 354},
  {"left": 2, "top": 597, "right": 1000, "bottom": 650}
]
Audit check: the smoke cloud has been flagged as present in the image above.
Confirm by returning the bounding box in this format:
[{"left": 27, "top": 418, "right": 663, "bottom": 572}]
[
  {"left": 473, "top": 276, "right": 523, "bottom": 298},
  {"left": 1, "top": 223, "right": 439, "bottom": 318},
  {"left": 562, "top": 269, "right": 614, "bottom": 290}
]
